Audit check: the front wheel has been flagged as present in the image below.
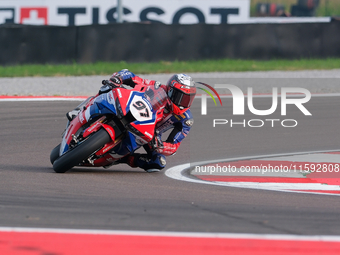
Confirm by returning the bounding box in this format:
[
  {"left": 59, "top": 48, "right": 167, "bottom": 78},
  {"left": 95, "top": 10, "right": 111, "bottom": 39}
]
[
  {"left": 50, "top": 144, "right": 61, "bottom": 164},
  {"left": 53, "top": 129, "right": 111, "bottom": 173}
]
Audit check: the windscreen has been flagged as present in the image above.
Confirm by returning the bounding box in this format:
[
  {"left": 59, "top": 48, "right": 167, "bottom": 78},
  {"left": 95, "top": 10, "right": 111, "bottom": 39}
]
[{"left": 144, "top": 86, "right": 168, "bottom": 112}]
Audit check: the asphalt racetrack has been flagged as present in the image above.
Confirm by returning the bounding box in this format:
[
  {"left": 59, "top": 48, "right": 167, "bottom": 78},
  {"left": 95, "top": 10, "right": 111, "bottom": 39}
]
[{"left": 1, "top": 92, "right": 340, "bottom": 236}]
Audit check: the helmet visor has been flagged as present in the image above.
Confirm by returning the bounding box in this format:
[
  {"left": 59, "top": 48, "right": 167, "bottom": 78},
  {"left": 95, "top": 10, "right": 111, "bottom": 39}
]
[{"left": 169, "top": 87, "right": 195, "bottom": 109}]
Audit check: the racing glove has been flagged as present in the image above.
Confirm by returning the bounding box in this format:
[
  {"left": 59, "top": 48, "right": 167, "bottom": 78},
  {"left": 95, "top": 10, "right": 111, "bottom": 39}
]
[
  {"left": 149, "top": 134, "right": 164, "bottom": 151},
  {"left": 155, "top": 142, "right": 180, "bottom": 156},
  {"left": 149, "top": 133, "right": 179, "bottom": 156}
]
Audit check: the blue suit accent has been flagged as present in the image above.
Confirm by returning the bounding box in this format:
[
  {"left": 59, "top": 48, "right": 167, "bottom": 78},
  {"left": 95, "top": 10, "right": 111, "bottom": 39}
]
[{"left": 156, "top": 109, "right": 193, "bottom": 144}]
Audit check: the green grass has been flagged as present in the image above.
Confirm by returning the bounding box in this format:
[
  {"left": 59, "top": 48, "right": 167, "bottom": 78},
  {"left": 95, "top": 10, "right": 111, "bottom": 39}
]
[{"left": 0, "top": 59, "right": 340, "bottom": 77}]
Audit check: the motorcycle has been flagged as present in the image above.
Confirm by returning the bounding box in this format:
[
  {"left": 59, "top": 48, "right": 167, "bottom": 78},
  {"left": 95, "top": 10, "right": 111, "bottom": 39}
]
[{"left": 50, "top": 82, "right": 168, "bottom": 173}]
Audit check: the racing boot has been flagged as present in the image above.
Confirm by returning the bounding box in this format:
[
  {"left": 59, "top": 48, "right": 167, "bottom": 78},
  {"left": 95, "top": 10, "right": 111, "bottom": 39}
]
[
  {"left": 143, "top": 152, "right": 166, "bottom": 172},
  {"left": 117, "top": 152, "right": 166, "bottom": 173}
]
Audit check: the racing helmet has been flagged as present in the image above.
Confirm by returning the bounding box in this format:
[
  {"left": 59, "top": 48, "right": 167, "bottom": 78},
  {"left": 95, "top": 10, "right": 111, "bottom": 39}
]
[{"left": 166, "top": 74, "right": 196, "bottom": 115}]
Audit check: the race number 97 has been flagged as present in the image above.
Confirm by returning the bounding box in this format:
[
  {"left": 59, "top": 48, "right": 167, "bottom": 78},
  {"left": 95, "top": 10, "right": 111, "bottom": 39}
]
[{"left": 133, "top": 101, "right": 150, "bottom": 118}]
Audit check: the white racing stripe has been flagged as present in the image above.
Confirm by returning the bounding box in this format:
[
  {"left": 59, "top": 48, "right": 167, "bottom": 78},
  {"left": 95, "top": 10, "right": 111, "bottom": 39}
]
[
  {"left": 258, "top": 153, "right": 340, "bottom": 163},
  {"left": 0, "top": 97, "right": 86, "bottom": 102},
  {"left": 213, "top": 182, "right": 340, "bottom": 191},
  {"left": 196, "top": 93, "right": 340, "bottom": 98},
  {"left": 1, "top": 226, "right": 340, "bottom": 241},
  {"left": 1, "top": 93, "right": 340, "bottom": 102}
]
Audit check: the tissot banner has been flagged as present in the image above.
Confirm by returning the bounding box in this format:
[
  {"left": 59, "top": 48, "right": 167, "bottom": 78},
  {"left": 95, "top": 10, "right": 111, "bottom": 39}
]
[{"left": 0, "top": 0, "right": 250, "bottom": 26}]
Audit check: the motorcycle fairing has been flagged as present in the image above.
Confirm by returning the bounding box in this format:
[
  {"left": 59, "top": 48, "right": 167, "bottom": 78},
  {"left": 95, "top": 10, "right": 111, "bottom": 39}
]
[
  {"left": 59, "top": 93, "right": 117, "bottom": 156},
  {"left": 125, "top": 92, "right": 155, "bottom": 125},
  {"left": 92, "top": 92, "right": 117, "bottom": 116},
  {"left": 59, "top": 114, "right": 83, "bottom": 155},
  {"left": 115, "top": 88, "right": 158, "bottom": 143}
]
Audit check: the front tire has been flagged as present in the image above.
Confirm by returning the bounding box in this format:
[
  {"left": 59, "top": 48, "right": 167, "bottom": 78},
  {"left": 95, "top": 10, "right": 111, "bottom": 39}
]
[
  {"left": 53, "top": 129, "right": 111, "bottom": 173},
  {"left": 50, "top": 144, "right": 61, "bottom": 164}
]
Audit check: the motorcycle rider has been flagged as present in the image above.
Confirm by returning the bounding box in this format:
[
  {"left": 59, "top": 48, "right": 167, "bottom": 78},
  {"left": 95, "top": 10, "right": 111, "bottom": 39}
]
[{"left": 67, "top": 69, "right": 196, "bottom": 172}]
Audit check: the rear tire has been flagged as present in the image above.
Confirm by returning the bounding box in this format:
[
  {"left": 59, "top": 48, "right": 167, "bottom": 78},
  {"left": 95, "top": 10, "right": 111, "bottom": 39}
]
[
  {"left": 53, "top": 129, "right": 111, "bottom": 173},
  {"left": 50, "top": 144, "right": 61, "bottom": 164}
]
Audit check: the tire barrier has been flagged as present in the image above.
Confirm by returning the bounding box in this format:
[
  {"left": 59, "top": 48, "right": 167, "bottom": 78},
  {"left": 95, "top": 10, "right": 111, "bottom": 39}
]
[{"left": 0, "top": 21, "right": 339, "bottom": 65}]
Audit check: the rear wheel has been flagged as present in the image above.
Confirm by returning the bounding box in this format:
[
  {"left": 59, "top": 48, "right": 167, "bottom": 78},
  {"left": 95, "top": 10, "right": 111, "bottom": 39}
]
[
  {"left": 53, "top": 129, "right": 111, "bottom": 173},
  {"left": 50, "top": 144, "right": 61, "bottom": 164}
]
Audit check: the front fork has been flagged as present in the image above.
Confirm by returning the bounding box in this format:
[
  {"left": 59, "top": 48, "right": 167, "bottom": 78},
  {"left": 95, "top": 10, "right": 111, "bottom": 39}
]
[
  {"left": 64, "top": 97, "right": 123, "bottom": 165},
  {"left": 82, "top": 116, "right": 124, "bottom": 164}
]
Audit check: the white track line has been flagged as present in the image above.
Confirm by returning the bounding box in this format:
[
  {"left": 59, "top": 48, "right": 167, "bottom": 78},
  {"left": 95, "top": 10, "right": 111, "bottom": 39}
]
[
  {"left": 1, "top": 226, "right": 340, "bottom": 241},
  {"left": 165, "top": 149, "right": 340, "bottom": 196},
  {"left": 210, "top": 93, "right": 340, "bottom": 98},
  {"left": 257, "top": 153, "right": 340, "bottom": 163},
  {"left": 1, "top": 93, "right": 340, "bottom": 102},
  {"left": 0, "top": 97, "right": 86, "bottom": 102}
]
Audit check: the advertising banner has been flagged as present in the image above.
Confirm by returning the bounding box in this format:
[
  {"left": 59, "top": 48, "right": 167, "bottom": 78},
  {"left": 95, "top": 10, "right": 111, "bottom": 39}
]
[{"left": 0, "top": 0, "right": 250, "bottom": 26}]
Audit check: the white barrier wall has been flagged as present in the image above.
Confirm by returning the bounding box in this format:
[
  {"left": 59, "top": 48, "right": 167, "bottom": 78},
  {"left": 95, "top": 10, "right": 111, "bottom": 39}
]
[{"left": 0, "top": 0, "right": 250, "bottom": 26}]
